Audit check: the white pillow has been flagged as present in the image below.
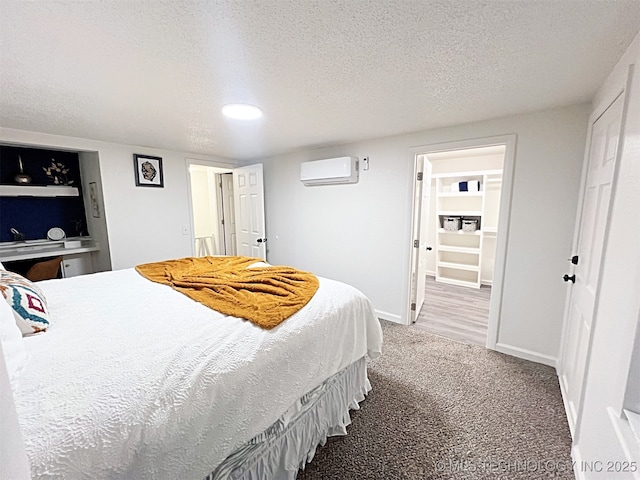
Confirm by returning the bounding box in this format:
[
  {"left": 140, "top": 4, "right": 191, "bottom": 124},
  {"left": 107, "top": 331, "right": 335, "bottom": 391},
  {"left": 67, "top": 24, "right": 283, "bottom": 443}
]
[
  {"left": 0, "top": 262, "right": 5, "bottom": 270},
  {"left": 0, "top": 294, "right": 28, "bottom": 382}
]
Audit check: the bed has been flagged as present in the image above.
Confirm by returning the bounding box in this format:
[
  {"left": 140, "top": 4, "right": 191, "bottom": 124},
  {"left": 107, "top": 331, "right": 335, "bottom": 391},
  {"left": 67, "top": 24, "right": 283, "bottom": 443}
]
[{"left": 2, "top": 260, "right": 383, "bottom": 479}]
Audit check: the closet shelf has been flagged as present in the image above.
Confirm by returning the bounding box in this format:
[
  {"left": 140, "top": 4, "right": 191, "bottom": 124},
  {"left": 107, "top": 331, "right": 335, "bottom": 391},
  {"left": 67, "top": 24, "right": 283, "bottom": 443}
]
[
  {"left": 437, "top": 192, "right": 483, "bottom": 198},
  {"left": 438, "top": 210, "right": 483, "bottom": 216},
  {"left": 435, "top": 276, "right": 479, "bottom": 288},
  {"left": 438, "top": 228, "right": 481, "bottom": 236},
  {"left": 438, "top": 245, "right": 480, "bottom": 254},
  {"left": 437, "top": 261, "right": 480, "bottom": 272}
]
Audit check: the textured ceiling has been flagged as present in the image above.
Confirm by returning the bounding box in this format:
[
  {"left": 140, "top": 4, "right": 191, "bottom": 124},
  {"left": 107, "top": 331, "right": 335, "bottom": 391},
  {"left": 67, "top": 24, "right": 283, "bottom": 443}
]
[{"left": 1, "top": 1, "right": 639, "bottom": 161}]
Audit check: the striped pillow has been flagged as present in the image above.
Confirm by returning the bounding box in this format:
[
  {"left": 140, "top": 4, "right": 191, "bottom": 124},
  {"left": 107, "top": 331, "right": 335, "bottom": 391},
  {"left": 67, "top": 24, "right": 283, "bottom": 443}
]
[{"left": 0, "top": 271, "right": 50, "bottom": 336}]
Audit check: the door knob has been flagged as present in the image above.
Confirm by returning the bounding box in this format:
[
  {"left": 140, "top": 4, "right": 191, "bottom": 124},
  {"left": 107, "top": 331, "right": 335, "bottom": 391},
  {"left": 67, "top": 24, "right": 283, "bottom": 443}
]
[
  {"left": 563, "top": 274, "right": 576, "bottom": 283},
  {"left": 426, "top": 246, "right": 433, "bottom": 251},
  {"left": 257, "top": 238, "right": 267, "bottom": 243}
]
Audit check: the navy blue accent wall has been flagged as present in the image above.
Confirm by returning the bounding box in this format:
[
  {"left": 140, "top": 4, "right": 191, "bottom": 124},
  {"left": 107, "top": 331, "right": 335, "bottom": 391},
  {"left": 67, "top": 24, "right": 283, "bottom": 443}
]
[{"left": 0, "top": 146, "right": 88, "bottom": 242}]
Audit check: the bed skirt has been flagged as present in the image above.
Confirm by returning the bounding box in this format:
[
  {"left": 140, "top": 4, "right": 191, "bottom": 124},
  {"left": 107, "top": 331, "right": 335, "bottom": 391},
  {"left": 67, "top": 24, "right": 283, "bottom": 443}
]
[{"left": 205, "top": 357, "right": 370, "bottom": 480}]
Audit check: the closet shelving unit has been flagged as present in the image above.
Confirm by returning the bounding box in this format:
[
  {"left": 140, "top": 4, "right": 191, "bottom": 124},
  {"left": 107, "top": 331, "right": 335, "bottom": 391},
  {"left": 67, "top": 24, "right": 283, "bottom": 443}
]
[{"left": 434, "top": 169, "right": 502, "bottom": 288}]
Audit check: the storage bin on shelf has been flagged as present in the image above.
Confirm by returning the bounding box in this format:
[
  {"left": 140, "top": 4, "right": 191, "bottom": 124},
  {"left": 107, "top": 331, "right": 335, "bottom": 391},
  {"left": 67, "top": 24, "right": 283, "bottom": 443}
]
[
  {"left": 462, "top": 218, "right": 478, "bottom": 232},
  {"left": 443, "top": 216, "right": 461, "bottom": 231}
]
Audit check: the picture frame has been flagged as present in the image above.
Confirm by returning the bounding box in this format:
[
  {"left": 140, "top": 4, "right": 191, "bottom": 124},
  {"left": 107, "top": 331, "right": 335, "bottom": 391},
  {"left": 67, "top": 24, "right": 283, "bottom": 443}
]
[{"left": 133, "top": 154, "right": 164, "bottom": 188}]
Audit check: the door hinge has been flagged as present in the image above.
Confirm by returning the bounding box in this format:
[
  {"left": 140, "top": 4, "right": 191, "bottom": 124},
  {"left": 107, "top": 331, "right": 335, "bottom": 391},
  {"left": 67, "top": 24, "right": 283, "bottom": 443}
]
[
  {"left": 221, "top": 219, "right": 224, "bottom": 225},
  {"left": 417, "top": 172, "right": 423, "bottom": 181},
  {"left": 414, "top": 239, "right": 419, "bottom": 248},
  {"left": 411, "top": 303, "right": 416, "bottom": 311}
]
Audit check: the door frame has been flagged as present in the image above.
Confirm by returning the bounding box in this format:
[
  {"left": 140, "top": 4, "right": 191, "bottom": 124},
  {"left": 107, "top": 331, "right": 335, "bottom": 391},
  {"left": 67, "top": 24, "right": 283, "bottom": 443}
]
[
  {"left": 557, "top": 66, "right": 632, "bottom": 441},
  {"left": 407, "top": 134, "right": 517, "bottom": 351},
  {"left": 184, "top": 158, "right": 236, "bottom": 257}
]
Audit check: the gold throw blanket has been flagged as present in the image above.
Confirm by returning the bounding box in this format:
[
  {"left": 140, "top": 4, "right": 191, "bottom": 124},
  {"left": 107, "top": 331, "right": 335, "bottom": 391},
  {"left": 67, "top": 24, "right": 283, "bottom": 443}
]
[{"left": 135, "top": 256, "right": 319, "bottom": 329}]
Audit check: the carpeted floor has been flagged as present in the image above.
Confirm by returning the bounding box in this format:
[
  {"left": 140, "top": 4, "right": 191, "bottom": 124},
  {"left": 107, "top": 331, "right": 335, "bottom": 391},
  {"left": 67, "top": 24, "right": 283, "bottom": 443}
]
[{"left": 297, "top": 321, "right": 574, "bottom": 479}]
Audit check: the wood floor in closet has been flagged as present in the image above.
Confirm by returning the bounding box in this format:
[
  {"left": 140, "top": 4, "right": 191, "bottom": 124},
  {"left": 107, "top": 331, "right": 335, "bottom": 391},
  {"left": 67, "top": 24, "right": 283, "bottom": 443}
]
[{"left": 414, "top": 275, "right": 490, "bottom": 347}]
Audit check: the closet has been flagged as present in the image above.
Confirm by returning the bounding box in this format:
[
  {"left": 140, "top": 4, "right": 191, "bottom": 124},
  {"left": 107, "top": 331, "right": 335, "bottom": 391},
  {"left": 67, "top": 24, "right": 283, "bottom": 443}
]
[
  {"left": 434, "top": 170, "right": 502, "bottom": 288},
  {"left": 423, "top": 146, "right": 505, "bottom": 290}
]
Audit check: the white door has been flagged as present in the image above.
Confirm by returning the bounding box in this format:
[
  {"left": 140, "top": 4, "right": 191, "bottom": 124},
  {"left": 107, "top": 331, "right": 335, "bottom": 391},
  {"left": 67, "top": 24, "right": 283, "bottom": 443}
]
[
  {"left": 233, "top": 164, "right": 267, "bottom": 260},
  {"left": 219, "top": 173, "right": 237, "bottom": 255},
  {"left": 409, "top": 156, "right": 433, "bottom": 323},
  {"left": 559, "top": 93, "right": 624, "bottom": 431}
]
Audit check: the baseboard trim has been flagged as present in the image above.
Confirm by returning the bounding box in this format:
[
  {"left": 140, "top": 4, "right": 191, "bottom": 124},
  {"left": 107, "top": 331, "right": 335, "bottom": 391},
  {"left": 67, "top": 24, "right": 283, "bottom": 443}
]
[
  {"left": 375, "top": 310, "right": 403, "bottom": 325},
  {"left": 494, "top": 342, "right": 557, "bottom": 367}
]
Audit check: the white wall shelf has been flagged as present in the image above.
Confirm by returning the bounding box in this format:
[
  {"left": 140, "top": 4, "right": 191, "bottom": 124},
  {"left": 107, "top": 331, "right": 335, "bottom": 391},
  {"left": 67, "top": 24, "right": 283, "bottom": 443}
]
[
  {"left": 0, "top": 185, "right": 79, "bottom": 197},
  {"left": 438, "top": 210, "right": 483, "bottom": 216},
  {"left": 438, "top": 245, "right": 480, "bottom": 254},
  {"left": 435, "top": 169, "right": 503, "bottom": 288},
  {"left": 437, "top": 192, "right": 483, "bottom": 198},
  {"left": 438, "top": 228, "right": 482, "bottom": 235},
  {"left": 438, "top": 261, "right": 480, "bottom": 272}
]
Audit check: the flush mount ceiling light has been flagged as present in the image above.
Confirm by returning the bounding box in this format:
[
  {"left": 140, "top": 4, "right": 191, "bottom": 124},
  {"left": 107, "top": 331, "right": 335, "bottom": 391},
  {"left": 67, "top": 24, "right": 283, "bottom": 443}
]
[{"left": 222, "top": 103, "right": 263, "bottom": 120}]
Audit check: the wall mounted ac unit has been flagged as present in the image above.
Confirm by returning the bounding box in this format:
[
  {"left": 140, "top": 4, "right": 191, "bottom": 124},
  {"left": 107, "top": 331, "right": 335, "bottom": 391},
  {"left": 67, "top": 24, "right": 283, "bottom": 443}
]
[{"left": 300, "top": 157, "right": 358, "bottom": 186}]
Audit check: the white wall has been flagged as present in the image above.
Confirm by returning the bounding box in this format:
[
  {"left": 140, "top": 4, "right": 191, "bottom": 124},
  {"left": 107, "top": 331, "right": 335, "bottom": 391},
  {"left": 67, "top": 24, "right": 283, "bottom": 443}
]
[
  {"left": 256, "top": 104, "right": 589, "bottom": 364},
  {"left": 0, "top": 128, "right": 236, "bottom": 270},
  {"left": 571, "top": 32, "right": 640, "bottom": 478}
]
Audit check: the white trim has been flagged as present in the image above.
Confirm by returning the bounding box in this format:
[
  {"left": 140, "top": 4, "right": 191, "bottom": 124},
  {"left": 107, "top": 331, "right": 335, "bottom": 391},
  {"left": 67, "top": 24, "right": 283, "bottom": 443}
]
[
  {"left": 431, "top": 169, "right": 503, "bottom": 178},
  {"left": 185, "top": 157, "right": 236, "bottom": 169},
  {"left": 494, "top": 342, "right": 556, "bottom": 367},
  {"left": 375, "top": 309, "right": 403, "bottom": 324}
]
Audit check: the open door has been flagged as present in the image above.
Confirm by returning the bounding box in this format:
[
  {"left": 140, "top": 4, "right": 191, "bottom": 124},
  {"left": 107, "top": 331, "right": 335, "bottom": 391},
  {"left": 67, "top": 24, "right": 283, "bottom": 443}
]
[
  {"left": 233, "top": 164, "right": 267, "bottom": 260},
  {"left": 558, "top": 92, "right": 624, "bottom": 432},
  {"left": 409, "top": 156, "right": 433, "bottom": 323}
]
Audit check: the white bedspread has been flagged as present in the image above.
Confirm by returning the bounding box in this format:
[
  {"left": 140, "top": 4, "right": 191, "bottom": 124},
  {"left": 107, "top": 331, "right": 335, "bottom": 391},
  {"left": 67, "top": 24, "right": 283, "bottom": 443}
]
[{"left": 12, "top": 269, "right": 383, "bottom": 479}]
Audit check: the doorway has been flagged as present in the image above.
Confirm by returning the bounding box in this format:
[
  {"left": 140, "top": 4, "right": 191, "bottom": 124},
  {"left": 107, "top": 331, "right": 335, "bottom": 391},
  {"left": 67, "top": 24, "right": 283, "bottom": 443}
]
[
  {"left": 408, "top": 136, "right": 516, "bottom": 349},
  {"left": 187, "top": 164, "right": 236, "bottom": 256},
  {"left": 186, "top": 161, "right": 268, "bottom": 261}
]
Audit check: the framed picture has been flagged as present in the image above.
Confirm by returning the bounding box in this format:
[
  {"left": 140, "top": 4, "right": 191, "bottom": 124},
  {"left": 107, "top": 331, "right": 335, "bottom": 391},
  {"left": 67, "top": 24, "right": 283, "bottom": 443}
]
[
  {"left": 89, "top": 182, "right": 100, "bottom": 218},
  {"left": 133, "top": 154, "right": 164, "bottom": 188}
]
